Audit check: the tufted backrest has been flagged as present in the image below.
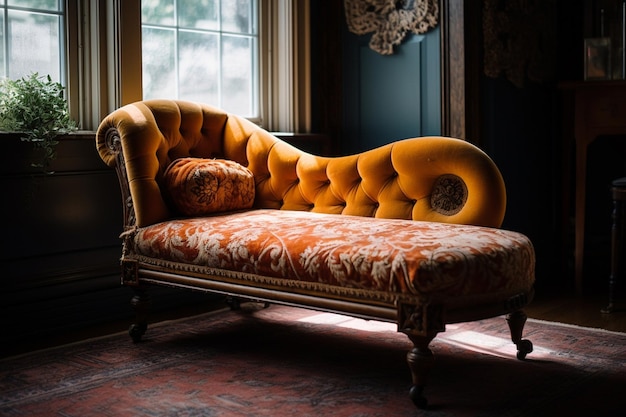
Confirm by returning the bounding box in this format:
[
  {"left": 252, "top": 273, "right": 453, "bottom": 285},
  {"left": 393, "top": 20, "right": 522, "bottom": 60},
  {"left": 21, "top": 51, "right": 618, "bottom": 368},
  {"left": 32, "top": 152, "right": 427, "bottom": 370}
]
[{"left": 97, "top": 100, "right": 506, "bottom": 228}]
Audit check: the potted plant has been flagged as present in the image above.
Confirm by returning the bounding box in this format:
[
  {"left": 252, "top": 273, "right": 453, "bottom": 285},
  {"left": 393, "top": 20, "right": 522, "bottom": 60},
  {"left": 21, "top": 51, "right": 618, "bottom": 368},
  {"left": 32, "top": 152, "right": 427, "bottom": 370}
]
[{"left": 0, "top": 72, "right": 77, "bottom": 173}]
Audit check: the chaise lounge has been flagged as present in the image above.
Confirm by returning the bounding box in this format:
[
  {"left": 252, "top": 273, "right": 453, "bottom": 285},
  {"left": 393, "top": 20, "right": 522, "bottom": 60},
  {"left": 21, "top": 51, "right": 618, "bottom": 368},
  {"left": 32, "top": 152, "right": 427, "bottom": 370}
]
[{"left": 96, "top": 99, "right": 535, "bottom": 408}]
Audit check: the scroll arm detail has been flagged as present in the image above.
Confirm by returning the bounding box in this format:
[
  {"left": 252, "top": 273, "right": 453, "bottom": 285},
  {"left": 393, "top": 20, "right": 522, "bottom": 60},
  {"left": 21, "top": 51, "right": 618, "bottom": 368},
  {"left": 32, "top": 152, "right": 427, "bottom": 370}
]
[{"left": 104, "top": 127, "right": 122, "bottom": 155}]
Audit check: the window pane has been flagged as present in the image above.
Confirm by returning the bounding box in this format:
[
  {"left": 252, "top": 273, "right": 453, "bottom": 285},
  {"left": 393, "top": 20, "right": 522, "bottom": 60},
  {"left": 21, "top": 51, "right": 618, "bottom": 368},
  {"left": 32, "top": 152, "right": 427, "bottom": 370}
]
[
  {"left": 7, "top": 0, "right": 60, "bottom": 12},
  {"left": 142, "top": 0, "right": 258, "bottom": 117},
  {"left": 142, "top": 27, "right": 177, "bottom": 99},
  {"left": 7, "top": 10, "right": 60, "bottom": 80},
  {"left": 0, "top": 14, "right": 5, "bottom": 78},
  {"left": 221, "top": 35, "right": 254, "bottom": 116},
  {"left": 142, "top": 0, "right": 175, "bottom": 26},
  {"left": 178, "top": 30, "right": 218, "bottom": 103},
  {"left": 221, "top": 0, "right": 254, "bottom": 34},
  {"left": 178, "top": 0, "right": 218, "bottom": 30}
]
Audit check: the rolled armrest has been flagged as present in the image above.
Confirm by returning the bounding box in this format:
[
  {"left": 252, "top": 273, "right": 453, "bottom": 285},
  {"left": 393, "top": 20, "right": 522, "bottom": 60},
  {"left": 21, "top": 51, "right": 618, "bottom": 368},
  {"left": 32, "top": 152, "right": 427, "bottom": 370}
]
[{"left": 97, "top": 100, "right": 505, "bottom": 229}]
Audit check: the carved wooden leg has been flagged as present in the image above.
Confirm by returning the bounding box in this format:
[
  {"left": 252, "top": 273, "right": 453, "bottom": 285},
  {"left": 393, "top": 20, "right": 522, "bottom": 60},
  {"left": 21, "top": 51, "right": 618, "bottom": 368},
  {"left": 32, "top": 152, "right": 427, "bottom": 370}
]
[
  {"left": 398, "top": 302, "right": 445, "bottom": 408},
  {"left": 129, "top": 288, "right": 151, "bottom": 343},
  {"left": 406, "top": 333, "right": 437, "bottom": 409},
  {"left": 506, "top": 309, "right": 533, "bottom": 360}
]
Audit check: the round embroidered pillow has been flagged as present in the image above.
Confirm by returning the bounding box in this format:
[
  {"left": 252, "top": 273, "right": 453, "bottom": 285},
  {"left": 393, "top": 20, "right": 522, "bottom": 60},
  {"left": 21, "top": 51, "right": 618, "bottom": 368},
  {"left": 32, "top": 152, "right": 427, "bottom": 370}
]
[{"left": 163, "top": 158, "right": 255, "bottom": 216}]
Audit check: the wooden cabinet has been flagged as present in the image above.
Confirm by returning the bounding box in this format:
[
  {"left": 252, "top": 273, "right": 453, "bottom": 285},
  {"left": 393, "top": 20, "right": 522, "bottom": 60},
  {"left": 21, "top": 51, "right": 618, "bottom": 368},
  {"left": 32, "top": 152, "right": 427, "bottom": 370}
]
[{"left": 561, "top": 81, "right": 626, "bottom": 293}]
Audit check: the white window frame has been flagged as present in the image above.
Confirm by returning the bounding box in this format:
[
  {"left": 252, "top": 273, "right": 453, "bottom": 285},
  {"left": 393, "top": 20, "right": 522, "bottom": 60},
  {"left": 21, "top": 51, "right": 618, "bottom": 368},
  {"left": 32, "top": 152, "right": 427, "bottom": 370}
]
[
  {"left": 260, "top": 0, "right": 310, "bottom": 132},
  {"left": 67, "top": 0, "right": 309, "bottom": 133},
  {"left": 1, "top": 1, "right": 67, "bottom": 83}
]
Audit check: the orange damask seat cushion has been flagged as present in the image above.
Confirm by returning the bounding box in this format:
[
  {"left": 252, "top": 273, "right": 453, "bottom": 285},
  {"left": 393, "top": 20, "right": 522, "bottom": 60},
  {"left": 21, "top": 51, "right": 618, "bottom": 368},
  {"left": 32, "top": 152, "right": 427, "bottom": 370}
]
[
  {"left": 163, "top": 158, "right": 255, "bottom": 216},
  {"left": 132, "top": 209, "right": 535, "bottom": 298}
]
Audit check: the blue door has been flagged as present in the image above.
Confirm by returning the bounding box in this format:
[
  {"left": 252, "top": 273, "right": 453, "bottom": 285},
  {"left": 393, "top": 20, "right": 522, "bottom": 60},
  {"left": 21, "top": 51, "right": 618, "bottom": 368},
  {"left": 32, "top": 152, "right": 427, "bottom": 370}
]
[{"left": 341, "top": 26, "right": 441, "bottom": 154}]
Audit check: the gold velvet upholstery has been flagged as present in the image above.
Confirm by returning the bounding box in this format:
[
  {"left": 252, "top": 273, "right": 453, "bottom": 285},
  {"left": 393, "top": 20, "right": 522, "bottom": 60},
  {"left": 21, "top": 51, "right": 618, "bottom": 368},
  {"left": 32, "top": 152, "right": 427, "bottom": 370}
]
[{"left": 97, "top": 100, "right": 506, "bottom": 229}]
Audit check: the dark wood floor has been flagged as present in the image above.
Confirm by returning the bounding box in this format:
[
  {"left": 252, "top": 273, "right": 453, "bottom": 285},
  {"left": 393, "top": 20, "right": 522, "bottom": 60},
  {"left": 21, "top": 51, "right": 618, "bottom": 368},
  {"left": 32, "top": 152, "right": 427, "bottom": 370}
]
[{"left": 525, "top": 290, "right": 626, "bottom": 333}]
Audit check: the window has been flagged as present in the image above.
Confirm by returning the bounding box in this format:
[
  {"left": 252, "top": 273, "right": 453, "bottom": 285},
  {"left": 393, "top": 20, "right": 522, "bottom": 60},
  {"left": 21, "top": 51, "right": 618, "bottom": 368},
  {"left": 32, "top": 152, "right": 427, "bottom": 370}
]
[
  {"left": 0, "top": 0, "right": 65, "bottom": 83},
  {"left": 1, "top": 0, "right": 309, "bottom": 132},
  {"left": 141, "top": 0, "right": 259, "bottom": 118}
]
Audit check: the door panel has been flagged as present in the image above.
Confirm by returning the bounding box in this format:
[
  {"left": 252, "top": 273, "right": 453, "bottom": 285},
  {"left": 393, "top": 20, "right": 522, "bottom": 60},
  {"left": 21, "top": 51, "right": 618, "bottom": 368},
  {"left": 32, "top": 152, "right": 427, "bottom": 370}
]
[{"left": 342, "top": 27, "right": 441, "bottom": 154}]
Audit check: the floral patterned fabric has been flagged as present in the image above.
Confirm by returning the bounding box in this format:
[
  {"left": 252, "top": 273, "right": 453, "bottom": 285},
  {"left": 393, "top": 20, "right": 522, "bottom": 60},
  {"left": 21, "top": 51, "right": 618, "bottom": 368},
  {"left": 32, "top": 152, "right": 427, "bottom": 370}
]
[
  {"left": 132, "top": 209, "right": 534, "bottom": 298},
  {"left": 163, "top": 158, "right": 255, "bottom": 216}
]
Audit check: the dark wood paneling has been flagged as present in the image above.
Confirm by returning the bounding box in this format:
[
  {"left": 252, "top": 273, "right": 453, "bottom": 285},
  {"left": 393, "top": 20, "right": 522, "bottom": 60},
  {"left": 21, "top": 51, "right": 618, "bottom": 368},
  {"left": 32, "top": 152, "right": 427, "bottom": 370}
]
[
  {"left": 0, "top": 133, "right": 219, "bottom": 349},
  {"left": 310, "top": 1, "right": 343, "bottom": 155},
  {"left": 1, "top": 133, "right": 122, "bottom": 281},
  {"left": 440, "top": 0, "right": 483, "bottom": 145}
]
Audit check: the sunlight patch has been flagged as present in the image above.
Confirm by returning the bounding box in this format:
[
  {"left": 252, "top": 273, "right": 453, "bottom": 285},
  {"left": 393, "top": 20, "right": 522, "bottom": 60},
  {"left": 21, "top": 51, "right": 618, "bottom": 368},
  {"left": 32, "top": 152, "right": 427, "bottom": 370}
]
[
  {"left": 298, "top": 312, "right": 396, "bottom": 332},
  {"left": 441, "top": 330, "right": 554, "bottom": 358},
  {"left": 298, "top": 313, "right": 555, "bottom": 358}
]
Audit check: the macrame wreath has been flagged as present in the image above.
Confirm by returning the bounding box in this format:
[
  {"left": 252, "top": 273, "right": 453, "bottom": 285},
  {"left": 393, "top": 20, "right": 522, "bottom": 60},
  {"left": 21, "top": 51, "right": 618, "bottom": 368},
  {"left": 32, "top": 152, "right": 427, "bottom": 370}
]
[{"left": 344, "top": 0, "right": 438, "bottom": 55}]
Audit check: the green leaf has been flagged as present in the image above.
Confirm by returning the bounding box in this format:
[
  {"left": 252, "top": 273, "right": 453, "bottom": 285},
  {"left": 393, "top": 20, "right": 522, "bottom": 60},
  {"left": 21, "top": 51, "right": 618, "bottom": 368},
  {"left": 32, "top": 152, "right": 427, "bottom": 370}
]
[{"left": 0, "top": 72, "right": 77, "bottom": 174}]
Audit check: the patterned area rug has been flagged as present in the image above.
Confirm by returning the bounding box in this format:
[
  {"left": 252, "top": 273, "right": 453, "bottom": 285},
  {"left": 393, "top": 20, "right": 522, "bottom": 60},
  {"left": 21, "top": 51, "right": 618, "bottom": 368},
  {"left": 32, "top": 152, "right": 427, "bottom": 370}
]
[{"left": 1, "top": 304, "right": 625, "bottom": 417}]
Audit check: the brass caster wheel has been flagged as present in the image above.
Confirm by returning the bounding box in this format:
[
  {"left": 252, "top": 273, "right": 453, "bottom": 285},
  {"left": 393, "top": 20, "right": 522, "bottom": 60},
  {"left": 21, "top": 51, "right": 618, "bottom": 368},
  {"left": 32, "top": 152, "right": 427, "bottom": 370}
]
[
  {"left": 129, "top": 322, "right": 147, "bottom": 343},
  {"left": 409, "top": 385, "right": 428, "bottom": 409},
  {"left": 516, "top": 339, "right": 533, "bottom": 360}
]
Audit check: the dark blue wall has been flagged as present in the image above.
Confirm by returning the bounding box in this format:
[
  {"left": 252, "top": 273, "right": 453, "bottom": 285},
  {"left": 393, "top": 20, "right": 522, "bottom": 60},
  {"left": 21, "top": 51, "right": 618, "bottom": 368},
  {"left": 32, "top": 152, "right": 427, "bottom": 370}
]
[{"left": 340, "top": 25, "right": 441, "bottom": 154}]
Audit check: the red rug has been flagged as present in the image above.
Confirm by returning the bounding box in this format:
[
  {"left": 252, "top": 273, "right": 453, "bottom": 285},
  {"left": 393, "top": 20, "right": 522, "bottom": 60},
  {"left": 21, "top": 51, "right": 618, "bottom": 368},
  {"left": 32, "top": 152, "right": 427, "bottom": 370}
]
[{"left": 1, "top": 304, "right": 624, "bottom": 416}]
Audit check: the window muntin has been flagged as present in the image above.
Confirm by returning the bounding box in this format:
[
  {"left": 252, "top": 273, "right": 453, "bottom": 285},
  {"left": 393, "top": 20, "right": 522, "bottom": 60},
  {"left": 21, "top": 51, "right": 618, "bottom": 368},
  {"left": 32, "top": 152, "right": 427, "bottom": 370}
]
[
  {"left": 141, "top": 0, "right": 258, "bottom": 118},
  {"left": 1, "top": 1, "right": 64, "bottom": 83},
  {"left": 7, "top": 1, "right": 59, "bottom": 10}
]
